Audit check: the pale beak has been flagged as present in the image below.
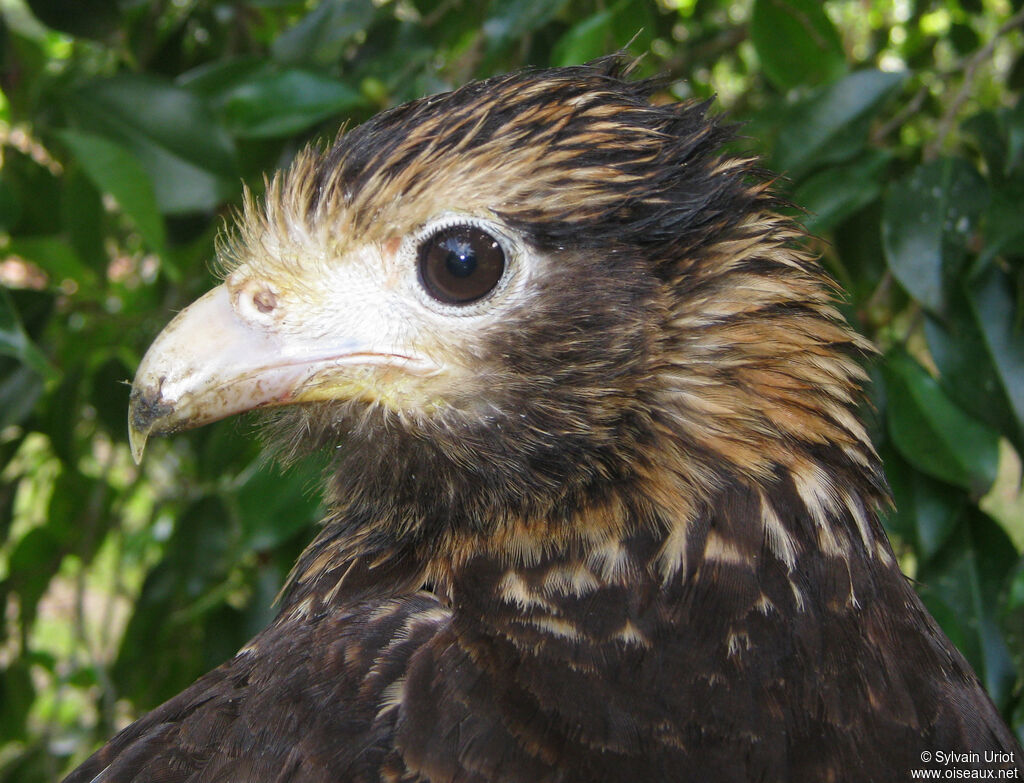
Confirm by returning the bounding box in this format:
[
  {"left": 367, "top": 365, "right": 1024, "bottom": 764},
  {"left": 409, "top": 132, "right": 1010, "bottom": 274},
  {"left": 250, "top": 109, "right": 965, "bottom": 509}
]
[{"left": 128, "top": 284, "right": 430, "bottom": 463}]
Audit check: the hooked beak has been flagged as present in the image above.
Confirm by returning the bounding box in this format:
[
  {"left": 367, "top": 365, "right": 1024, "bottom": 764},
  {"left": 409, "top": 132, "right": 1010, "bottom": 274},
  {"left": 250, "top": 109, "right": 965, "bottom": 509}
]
[{"left": 128, "top": 283, "right": 432, "bottom": 463}]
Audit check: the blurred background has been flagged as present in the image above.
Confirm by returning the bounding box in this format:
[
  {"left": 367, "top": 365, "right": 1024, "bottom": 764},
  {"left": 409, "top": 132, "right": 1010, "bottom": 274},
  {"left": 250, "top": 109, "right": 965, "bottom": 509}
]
[{"left": 0, "top": 0, "right": 1022, "bottom": 778}]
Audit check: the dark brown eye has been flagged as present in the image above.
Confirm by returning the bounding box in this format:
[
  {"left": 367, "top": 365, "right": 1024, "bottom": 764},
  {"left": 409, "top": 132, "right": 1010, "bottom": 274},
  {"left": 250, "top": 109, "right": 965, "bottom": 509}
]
[{"left": 418, "top": 225, "right": 506, "bottom": 305}]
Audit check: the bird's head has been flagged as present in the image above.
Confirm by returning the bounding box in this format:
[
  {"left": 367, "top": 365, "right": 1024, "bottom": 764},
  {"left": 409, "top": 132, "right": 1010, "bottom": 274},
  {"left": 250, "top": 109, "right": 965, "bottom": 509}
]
[{"left": 130, "top": 59, "right": 882, "bottom": 570}]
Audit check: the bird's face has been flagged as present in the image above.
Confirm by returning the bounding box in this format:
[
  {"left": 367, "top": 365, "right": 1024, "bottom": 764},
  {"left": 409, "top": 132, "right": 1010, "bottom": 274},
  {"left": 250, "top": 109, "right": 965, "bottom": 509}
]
[
  {"left": 131, "top": 62, "right": 870, "bottom": 533},
  {"left": 130, "top": 209, "right": 533, "bottom": 457},
  {"left": 130, "top": 180, "right": 660, "bottom": 532},
  {"left": 130, "top": 65, "right": 693, "bottom": 509},
  {"left": 131, "top": 204, "right": 658, "bottom": 536}
]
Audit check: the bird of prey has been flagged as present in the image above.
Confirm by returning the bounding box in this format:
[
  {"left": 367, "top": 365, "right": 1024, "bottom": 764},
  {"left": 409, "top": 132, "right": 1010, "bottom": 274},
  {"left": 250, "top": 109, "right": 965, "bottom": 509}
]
[{"left": 66, "top": 59, "right": 1022, "bottom": 782}]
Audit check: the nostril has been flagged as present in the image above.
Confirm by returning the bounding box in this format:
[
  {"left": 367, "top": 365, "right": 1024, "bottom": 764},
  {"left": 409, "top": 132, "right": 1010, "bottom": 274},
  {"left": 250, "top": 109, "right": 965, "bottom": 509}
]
[
  {"left": 253, "top": 288, "right": 278, "bottom": 314},
  {"left": 231, "top": 276, "right": 282, "bottom": 325}
]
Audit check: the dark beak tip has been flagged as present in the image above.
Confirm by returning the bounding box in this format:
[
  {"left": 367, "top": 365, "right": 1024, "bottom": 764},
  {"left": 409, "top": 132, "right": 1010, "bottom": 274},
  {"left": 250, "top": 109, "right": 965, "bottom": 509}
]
[
  {"left": 127, "top": 384, "right": 175, "bottom": 465},
  {"left": 128, "top": 385, "right": 174, "bottom": 433}
]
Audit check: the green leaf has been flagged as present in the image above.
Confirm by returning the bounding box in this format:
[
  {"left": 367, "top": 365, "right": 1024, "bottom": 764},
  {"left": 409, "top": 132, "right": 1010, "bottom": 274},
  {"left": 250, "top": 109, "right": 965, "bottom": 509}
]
[
  {"left": 67, "top": 75, "right": 236, "bottom": 177},
  {"left": 0, "top": 364, "right": 45, "bottom": 428},
  {"left": 0, "top": 659, "right": 34, "bottom": 741},
  {"left": 220, "top": 70, "right": 363, "bottom": 139},
  {"left": 831, "top": 200, "right": 888, "bottom": 301},
  {"left": 884, "top": 446, "right": 965, "bottom": 561},
  {"left": 234, "top": 458, "right": 322, "bottom": 551},
  {"left": 58, "top": 130, "right": 167, "bottom": 256},
  {"left": 0, "top": 179, "right": 22, "bottom": 233},
  {"left": 194, "top": 419, "right": 261, "bottom": 480},
  {"left": 177, "top": 56, "right": 266, "bottom": 97},
  {"left": 750, "top": 0, "right": 846, "bottom": 90},
  {"left": 775, "top": 69, "right": 906, "bottom": 177},
  {"left": 966, "top": 268, "right": 1024, "bottom": 447},
  {"left": 166, "top": 496, "right": 235, "bottom": 590},
  {"left": 949, "top": 22, "right": 980, "bottom": 56},
  {"left": 61, "top": 167, "right": 107, "bottom": 275},
  {"left": 882, "top": 350, "right": 999, "bottom": 494},
  {"left": 0, "top": 148, "right": 61, "bottom": 235},
  {"left": 963, "top": 111, "right": 1008, "bottom": 183},
  {"left": 7, "top": 526, "right": 63, "bottom": 627},
  {"left": 483, "top": 0, "right": 572, "bottom": 54},
  {"left": 1006, "top": 101, "right": 1024, "bottom": 173},
  {"left": 0, "top": 286, "right": 57, "bottom": 380},
  {"left": 917, "top": 590, "right": 973, "bottom": 662},
  {"left": 47, "top": 469, "right": 104, "bottom": 557},
  {"left": 925, "top": 268, "right": 1024, "bottom": 456},
  {"left": 113, "top": 557, "right": 208, "bottom": 708},
  {"left": 26, "top": 0, "right": 119, "bottom": 39},
  {"left": 0, "top": 744, "right": 51, "bottom": 783},
  {"left": 114, "top": 495, "right": 237, "bottom": 707},
  {"left": 88, "top": 356, "right": 133, "bottom": 438},
  {"left": 882, "top": 158, "right": 989, "bottom": 314},
  {"left": 181, "top": 58, "right": 366, "bottom": 139},
  {"left": 918, "top": 508, "right": 1019, "bottom": 711},
  {"left": 978, "top": 174, "right": 1024, "bottom": 266},
  {"left": 552, "top": 0, "right": 641, "bottom": 67},
  {"left": 1004, "top": 560, "right": 1024, "bottom": 681},
  {"left": 795, "top": 150, "right": 890, "bottom": 233},
  {"left": 38, "top": 368, "right": 82, "bottom": 465},
  {"left": 64, "top": 74, "right": 238, "bottom": 214},
  {"left": 271, "top": 0, "right": 378, "bottom": 67}
]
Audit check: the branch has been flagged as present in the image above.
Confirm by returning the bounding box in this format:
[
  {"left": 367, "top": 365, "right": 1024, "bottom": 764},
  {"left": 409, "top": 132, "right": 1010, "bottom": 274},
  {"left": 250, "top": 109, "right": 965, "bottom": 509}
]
[
  {"left": 871, "top": 85, "right": 928, "bottom": 145},
  {"left": 926, "top": 7, "right": 1024, "bottom": 160}
]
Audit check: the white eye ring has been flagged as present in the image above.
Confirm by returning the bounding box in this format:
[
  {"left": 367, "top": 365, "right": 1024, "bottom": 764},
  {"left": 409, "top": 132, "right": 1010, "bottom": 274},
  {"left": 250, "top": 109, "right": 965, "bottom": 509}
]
[{"left": 403, "top": 213, "right": 520, "bottom": 316}]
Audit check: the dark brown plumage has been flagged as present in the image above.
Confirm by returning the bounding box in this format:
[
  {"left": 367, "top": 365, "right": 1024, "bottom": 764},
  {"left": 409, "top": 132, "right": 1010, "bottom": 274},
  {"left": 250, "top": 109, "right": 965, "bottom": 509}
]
[{"left": 67, "top": 59, "right": 1022, "bottom": 782}]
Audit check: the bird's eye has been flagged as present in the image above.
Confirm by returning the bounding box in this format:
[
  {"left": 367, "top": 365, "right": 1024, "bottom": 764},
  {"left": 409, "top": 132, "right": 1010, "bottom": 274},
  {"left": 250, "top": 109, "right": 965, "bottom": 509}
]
[{"left": 418, "top": 225, "right": 506, "bottom": 305}]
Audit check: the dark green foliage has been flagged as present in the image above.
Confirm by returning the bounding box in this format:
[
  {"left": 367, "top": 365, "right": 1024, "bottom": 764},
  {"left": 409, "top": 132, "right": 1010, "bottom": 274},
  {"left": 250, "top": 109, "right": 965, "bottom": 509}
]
[{"left": 0, "top": 1, "right": 1021, "bottom": 777}]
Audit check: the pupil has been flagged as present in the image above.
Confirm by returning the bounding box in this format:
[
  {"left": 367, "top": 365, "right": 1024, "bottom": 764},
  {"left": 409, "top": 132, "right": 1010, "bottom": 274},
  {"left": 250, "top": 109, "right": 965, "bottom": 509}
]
[
  {"left": 417, "top": 223, "right": 505, "bottom": 306},
  {"left": 443, "top": 239, "right": 476, "bottom": 278}
]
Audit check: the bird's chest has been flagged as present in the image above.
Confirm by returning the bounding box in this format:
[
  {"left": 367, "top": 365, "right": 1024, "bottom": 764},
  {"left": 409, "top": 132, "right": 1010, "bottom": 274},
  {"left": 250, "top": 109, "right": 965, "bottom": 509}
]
[{"left": 385, "top": 540, "right": 934, "bottom": 783}]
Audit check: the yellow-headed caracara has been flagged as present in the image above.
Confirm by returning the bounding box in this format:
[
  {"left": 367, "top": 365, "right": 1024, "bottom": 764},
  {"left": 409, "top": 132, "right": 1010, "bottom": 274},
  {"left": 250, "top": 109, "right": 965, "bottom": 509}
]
[{"left": 66, "top": 59, "right": 1023, "bottom": 782}]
